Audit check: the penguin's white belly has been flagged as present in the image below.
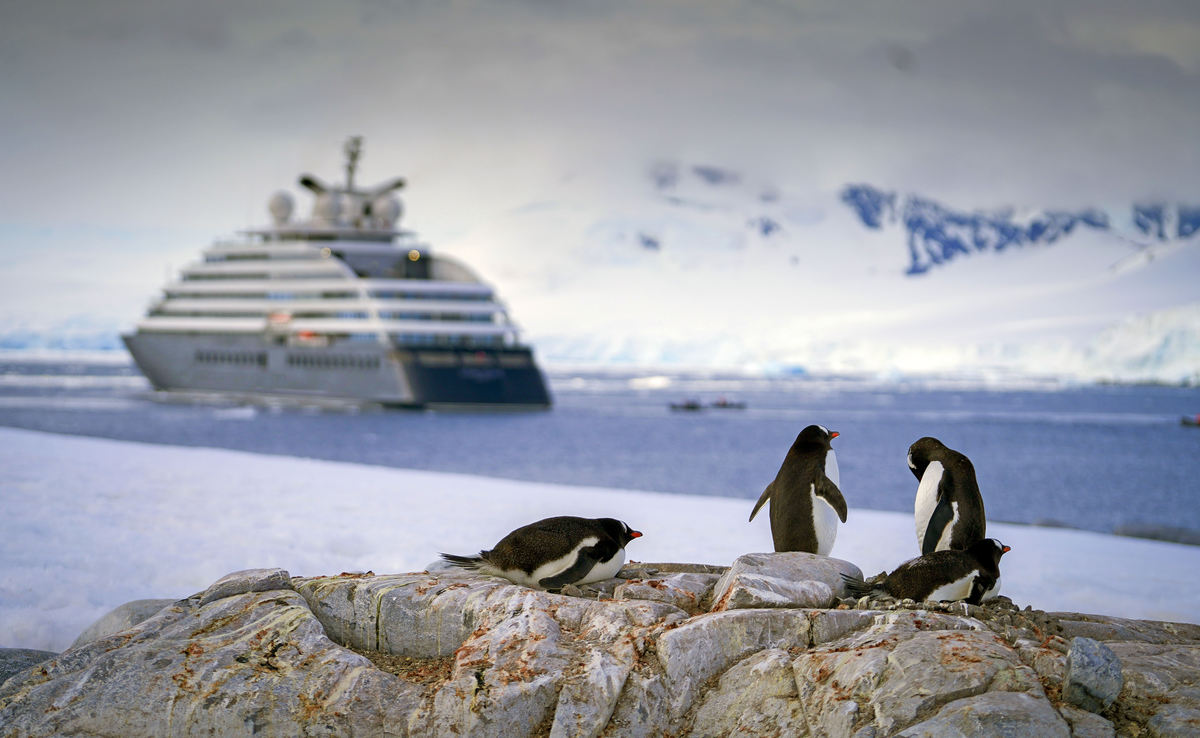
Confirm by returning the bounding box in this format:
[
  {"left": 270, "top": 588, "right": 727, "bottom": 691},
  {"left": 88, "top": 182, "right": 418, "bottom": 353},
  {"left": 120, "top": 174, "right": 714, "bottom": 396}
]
[
  {"left": 489, "top": 536, "right": 602, "bottom": 589},
  {"left": 914, "top": 461, "right": 944, "bottom": 549},
  {"left": 578, "top": 547, "right": 626, "bottom": 585},
  {"left": 936, "top": 503, "right": 960, "bottom": 550},
  {"left": 825, "top": 449, "right": 840, "bottom": 488},
  {"left": 926, "top": 572, "right": 977, "bottom": 602},
  {"left": 981, "top": 576, "right": 1001, "bottom": 601},
  {"left": 811, "top": 483, "right": 840, "bottom": 556}
]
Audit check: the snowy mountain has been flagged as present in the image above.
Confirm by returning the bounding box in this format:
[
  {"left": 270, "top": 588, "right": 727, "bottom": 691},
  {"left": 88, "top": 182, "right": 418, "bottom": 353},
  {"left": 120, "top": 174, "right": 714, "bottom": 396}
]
[
  {"left": 840, "top": 184, "right": 1200, "bottom": 276},
  {"left": 3, "top": 159, "right": 1198, "bottom": 384},
  {"left": 429, "top": 161, "right": 1199, "bottom": 383}
]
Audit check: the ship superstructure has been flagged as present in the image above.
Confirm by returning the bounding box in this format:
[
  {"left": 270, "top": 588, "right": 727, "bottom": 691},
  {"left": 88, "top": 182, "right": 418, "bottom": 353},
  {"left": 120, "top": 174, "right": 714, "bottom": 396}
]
[{"left": 123, "top": 138, "right": 551, "bottom": 407}]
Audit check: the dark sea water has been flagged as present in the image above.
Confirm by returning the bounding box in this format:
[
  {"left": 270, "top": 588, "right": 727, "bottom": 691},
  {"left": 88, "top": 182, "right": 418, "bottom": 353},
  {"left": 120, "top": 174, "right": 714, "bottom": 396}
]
[{"left": 2, "top": 355, "right": 1198, "bottom": 541}]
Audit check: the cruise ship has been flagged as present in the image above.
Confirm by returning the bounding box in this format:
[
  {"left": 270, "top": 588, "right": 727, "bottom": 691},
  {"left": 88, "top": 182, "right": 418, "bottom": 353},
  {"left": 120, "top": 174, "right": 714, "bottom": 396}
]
[{"left": 123, "top": 138, "right": 552, "bottom": 408}]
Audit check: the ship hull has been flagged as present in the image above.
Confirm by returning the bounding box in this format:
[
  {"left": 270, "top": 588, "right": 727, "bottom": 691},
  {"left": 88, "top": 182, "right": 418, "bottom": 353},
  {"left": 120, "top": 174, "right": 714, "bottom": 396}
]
[{"left": 122, "top": 333, "right": 551, "bottom": 408}]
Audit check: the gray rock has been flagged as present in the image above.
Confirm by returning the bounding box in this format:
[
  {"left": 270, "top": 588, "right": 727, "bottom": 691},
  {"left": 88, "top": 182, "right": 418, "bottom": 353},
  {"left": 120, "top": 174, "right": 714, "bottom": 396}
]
[
  {"left": 717, "top": 573, "right": 834, "bottom": 611},
  {"left": 808, "top": 608, "right": 878, "bottom": 645},
  {"left": 1146, "top": 704, "right": 1200, "bottom": 737},
  {"left": 1105, "top": 641, "right": 1200, "bottom": 733},
  {"left": 795, "top": 610, "right": 1038, "bottom": 735},
  {"left": 895, "top": 691, "right": 1070, "bottom": 737},
  {"left": 1064, "top": 637, "right": 1123, "bottom": 713},
  {"left": 1014, "top": 637, "right": 1067, "bottom": 688},
  {"left": 721, "top": 697, "right": 808, "bottom": 737},
  {"left": 604, "top": 670, "right": 673, "bottom": 737},
  {"left": 711, "top": 552, "right": 862, "bottom": 611},
  {"left": 868, "top": 630, "right": 1029, "bottom": 733},
  {"left": 689, "top": 649, "right": 802, "bottom": 737},
  {"left": 657, "top": 608, "right": 812, "bottom": 716},
  {"left": 197, "top": 566, "right": 292, "bottom": 605},
  {"left": 0, "top": 588, "right": 420, "bottom": 736},
  {"left": 295, "top": 572, "right": 685, "bottom": 661},
  {"left": 1057, "top": 703, "right": 1116, "bottom": 738},
  {"left": 70, "top": 598, "right": 176, "bottom": 648},
  {"left": 296, "top": 571, "right": 512, "bottom": 657},
  {"left": 0, "top": 649, "right": 56, "bottom": 688},
  {"left": 613, "top": 572, "right": 720, "bottom": 613},
  {"left": 430, "top": 598, "right": 569, "bottom": 736},
  {"left": 618, "top": 562, "right": 727, "bottom": 578},
  {"left": 1052, "top": 613, "right": 1200, "bottom": 645},
  {"left": 549, "top": 643, "right": 631, "bottom": 738},
  {"left": 6, "top": 566, "right": 1199, "bottom": 737}
]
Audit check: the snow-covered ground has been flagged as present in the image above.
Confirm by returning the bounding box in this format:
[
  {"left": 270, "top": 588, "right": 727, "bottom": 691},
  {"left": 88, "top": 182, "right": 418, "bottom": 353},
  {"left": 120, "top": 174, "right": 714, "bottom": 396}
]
[{"left": 3, "top": 426, "right": 1198, "bottom": 653}]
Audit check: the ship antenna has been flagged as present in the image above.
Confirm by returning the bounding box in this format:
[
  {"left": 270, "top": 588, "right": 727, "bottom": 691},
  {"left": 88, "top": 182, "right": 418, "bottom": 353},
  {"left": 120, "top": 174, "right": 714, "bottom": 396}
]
[{"left": 344, "top": 135, "right": 363, "bottom": 192}]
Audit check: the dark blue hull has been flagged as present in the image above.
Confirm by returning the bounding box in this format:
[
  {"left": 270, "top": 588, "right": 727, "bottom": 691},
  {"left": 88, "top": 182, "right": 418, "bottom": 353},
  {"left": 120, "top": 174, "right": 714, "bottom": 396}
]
[{"left": 399, "top": 348, "right": 552, "bottom": 408}]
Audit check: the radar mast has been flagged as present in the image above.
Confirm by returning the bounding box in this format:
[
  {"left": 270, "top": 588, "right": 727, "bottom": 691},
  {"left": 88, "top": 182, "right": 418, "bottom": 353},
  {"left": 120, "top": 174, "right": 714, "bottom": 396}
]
[{"left": 344, "top": 135, "right": 363, "bottom": 192}]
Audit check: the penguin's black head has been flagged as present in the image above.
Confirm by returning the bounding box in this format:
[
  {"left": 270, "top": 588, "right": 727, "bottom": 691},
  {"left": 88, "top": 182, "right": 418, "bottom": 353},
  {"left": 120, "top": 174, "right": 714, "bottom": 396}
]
[
  {"left": 969, "top": 538, "right": 1011, "bottom": 565},
  {"left": 598, "top": 518, "right": 643, "bottom": 546},
  {"left": 907, "top": 436, "right": 945, "bottom": 473},
  {"left": 796, "top": 424, "right": 839, "bottom": 447}
]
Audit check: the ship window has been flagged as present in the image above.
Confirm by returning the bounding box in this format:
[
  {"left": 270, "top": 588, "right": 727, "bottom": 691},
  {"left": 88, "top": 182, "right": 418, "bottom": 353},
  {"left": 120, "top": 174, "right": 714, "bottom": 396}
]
[
  {"left": 285, "top": 353, "right": 379, "bottom": 370},
  {"left": 183, "top": 273, "right": 268, "bottom": 281},
  {"left": 193, "top": 350, "right": 267, "bottom": 367},
  {"left": 498, "top": 353, "right": 531, "bottom": 368}
]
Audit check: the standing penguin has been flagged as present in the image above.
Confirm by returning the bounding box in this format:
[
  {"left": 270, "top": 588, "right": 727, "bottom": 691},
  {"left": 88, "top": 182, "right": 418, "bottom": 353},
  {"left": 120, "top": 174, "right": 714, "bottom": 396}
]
[
  {"left": 440, "top": 516, "right": 641, "bottom": 591},
  {"left": 908, "top": 436, "right": 987, "bottom": 555},
  {"left": 749, "top": 424, "right": 847, "bottom": 555},
  {"left": 841, "top": 538, "right": 1010, "bottom": 605}
]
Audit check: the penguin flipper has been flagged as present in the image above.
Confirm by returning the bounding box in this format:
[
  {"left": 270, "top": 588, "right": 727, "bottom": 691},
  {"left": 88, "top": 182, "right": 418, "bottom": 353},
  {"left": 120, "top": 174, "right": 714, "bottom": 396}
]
[
  {"left": 922, "top": 496, "right": 955, "bottom": 554},
  {"left": 815, "top": 477, "right": 848, "bottom": 523},
  {"left": 538, "top": 540, "right": 615, "bottom": 591},
  {"left": 749, "top": 482, "right": 774, "bottom": 522},
  {"left": 966, "top": 573, "right": 996, "bottom": 605}
]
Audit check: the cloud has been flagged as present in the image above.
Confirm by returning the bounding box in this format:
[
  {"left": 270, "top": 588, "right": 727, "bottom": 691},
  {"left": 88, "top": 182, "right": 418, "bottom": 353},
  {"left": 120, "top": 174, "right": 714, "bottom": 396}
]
[{"left": 0, "top": 0, "right": 1196, "bottom": 230}]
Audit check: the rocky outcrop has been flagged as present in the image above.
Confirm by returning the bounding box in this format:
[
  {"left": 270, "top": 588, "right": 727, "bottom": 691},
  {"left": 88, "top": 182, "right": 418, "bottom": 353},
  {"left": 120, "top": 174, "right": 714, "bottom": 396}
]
[
  {"left": 70, "top": 598, "right": 175, "bottom": 649},
  {"left": 0, "top": 651, "right": 56, "bottom": 690},
  {"left": 2, "top": 555, "right": 1199, "bottom": 736}
]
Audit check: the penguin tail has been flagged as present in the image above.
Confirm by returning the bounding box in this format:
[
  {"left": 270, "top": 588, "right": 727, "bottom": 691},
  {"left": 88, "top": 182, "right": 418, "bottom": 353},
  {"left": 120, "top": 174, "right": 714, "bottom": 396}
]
[
  {"left": 840, "top": 572, "right": 874, "bottom": 599},
  {"left": 439, "top": 552, "right": 484, "bottom": 569}
]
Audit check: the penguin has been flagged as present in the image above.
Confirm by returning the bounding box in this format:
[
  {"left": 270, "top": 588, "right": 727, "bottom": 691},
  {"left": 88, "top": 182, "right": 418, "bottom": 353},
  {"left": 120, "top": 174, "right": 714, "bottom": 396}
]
[
  {"left": 749, "top": 424, "right": 847, "bottom": 555},
  {"left": 907, "top": 436, "right": 987, "bottom": 555},
  {"left": 439, "top": 516, "right": 642, "bottom": 591},
  {"left": 841, "top": 538, "right": 1010, "bottom": 605}
]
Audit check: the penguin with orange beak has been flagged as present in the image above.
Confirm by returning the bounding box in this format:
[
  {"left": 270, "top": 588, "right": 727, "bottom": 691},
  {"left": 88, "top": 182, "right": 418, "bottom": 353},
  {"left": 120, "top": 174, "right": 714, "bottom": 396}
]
[
  {"left": 749, "top": 424, "right": 847, "bottom": 555},
  {"left": 441, "top": 516, "right": 642, "bottom": 591}
]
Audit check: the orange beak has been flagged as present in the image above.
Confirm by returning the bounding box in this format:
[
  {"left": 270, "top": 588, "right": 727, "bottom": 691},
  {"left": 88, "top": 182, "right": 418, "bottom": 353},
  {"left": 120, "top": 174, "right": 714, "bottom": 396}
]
[
  {"left": 1002, "top": 546, "right": 1011, "bottom": 553},
  {"left": 830, "top": 431, "right": 840, "bottom": 439},
  {"left": 630, "top": 530, "right": 643, "bottom": 538}
]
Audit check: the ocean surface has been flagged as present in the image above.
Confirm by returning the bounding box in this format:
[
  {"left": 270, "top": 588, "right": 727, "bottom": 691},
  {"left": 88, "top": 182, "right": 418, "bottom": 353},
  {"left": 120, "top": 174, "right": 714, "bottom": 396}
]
[{"left": 1, "top": 354, "right": 1198, "bottom": 541}]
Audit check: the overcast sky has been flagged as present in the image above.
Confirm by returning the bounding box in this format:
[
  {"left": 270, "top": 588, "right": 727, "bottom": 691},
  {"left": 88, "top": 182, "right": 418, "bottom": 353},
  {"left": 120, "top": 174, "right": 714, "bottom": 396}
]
[{"left": 2, "top": 0, "right": 1199, "bottom": 326}]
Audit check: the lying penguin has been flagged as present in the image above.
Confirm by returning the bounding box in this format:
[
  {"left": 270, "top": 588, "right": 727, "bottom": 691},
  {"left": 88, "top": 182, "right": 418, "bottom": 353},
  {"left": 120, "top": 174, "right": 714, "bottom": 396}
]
[
  {"left": 841, "top": 538, "right": 1010, "bottom": 605},
  {"left": 908, "top": 436, "right": 987, "bottom": 554},
  {"left": 440, "top": 515, "right": 642, "bottom": 591}
]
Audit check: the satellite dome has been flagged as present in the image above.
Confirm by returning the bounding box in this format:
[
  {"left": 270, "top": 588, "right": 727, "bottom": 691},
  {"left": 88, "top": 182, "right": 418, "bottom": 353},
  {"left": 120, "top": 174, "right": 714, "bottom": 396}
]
[
  {"left": 267, "top": 191, "right": 294, "bottom": 224},
  {"left": 372, "top": 195, "right": 403, "bottom": 228},
  {"left": 314, "top": 193, "right": 343, "bottom": 224}
]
